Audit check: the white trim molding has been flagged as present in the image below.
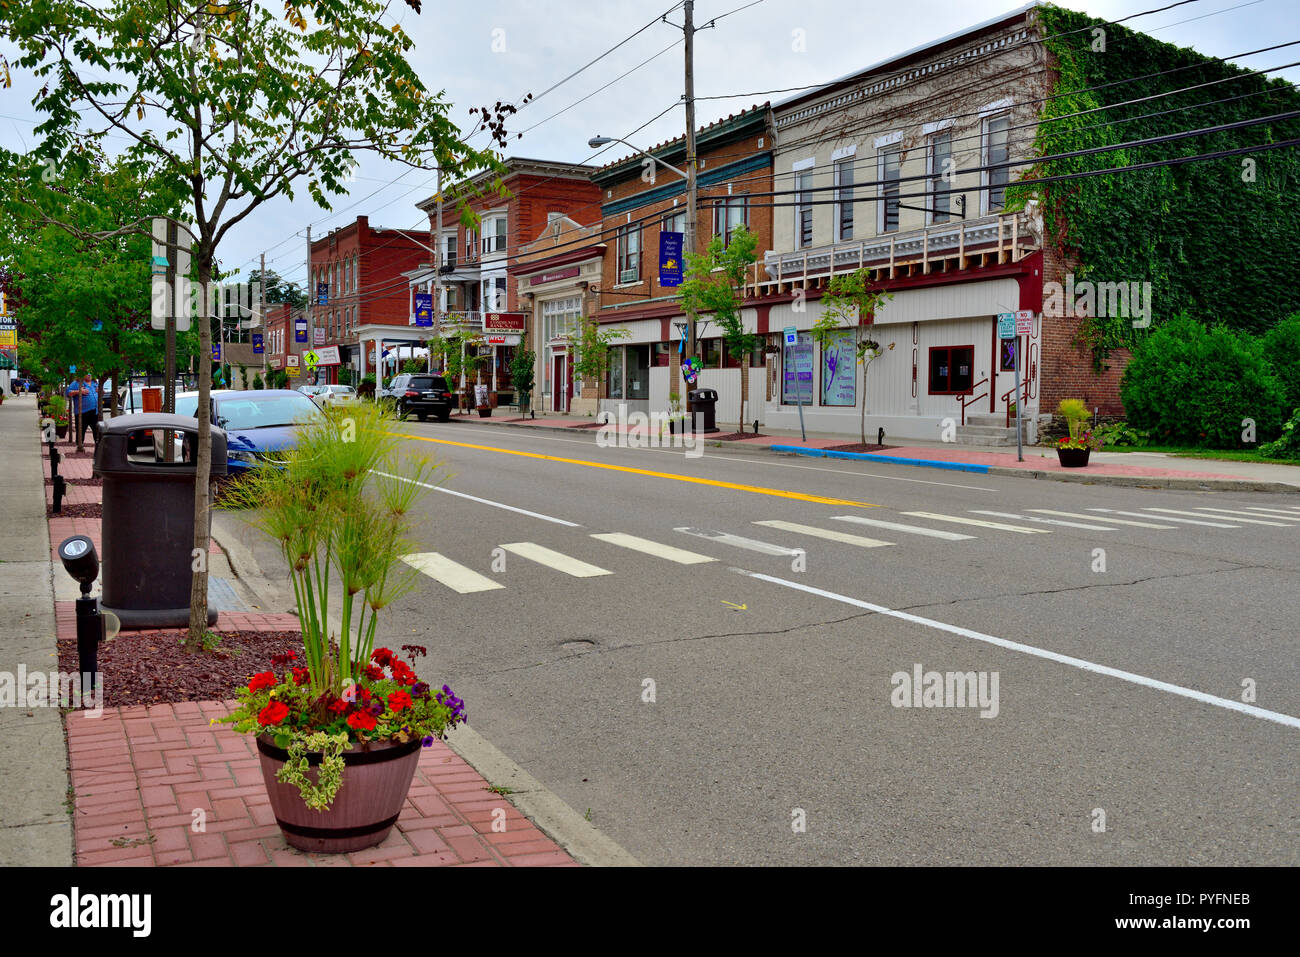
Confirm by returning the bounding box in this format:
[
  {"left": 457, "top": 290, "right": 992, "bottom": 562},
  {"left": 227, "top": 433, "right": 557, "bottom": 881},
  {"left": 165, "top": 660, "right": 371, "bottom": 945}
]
[
  {"left": 978, "top": 97, "right": 1013, "bottom": 117},
  {"left": 792, "top": 156, "right": 816, "bottom": 172},
  {"left": 831, "top": 144, "right": 857, "bottom": 162},
  {"left": 922, "top": 118, "right": 955, "bottom": 136},
  {"left": 873, "top": 130, "right": 903, "bottom": 149}
]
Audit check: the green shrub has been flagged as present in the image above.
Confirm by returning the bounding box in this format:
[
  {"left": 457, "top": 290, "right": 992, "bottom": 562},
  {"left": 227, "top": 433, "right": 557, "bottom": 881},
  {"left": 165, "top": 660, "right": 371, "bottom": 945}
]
[
  {"left": 251, "top": 373, "right": 264, "bottom": 390},
  {"left": 1264, "top": 314, "right": 1300, "bottom": 414},
  {"left": 1093, "top": 421, "right": 1150, "bottom": 447},
  {"left": 1120, "top": 315, "right": 1286, "bottom": 447},
  {"left": 1260, "top": 408, "right": 1300, "bottom": 460}
]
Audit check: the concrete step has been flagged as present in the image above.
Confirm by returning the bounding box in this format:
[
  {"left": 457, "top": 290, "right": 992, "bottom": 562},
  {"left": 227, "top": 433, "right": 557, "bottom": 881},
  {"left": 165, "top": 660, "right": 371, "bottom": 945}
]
[
  {"left": 964, "top": 413, "right": 1010, "bottom": 428},
  {"left": 956, "top": 424, "right": 1017, "bottom": 438}
]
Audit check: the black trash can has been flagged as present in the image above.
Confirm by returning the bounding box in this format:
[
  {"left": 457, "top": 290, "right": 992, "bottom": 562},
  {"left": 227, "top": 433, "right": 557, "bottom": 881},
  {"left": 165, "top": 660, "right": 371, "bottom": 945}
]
[
  {"left": 94, "top": 413, "right": 227, "bottom": 628},
  {"left": 687, "top": 388, "right": 720, "bottom": 434}
]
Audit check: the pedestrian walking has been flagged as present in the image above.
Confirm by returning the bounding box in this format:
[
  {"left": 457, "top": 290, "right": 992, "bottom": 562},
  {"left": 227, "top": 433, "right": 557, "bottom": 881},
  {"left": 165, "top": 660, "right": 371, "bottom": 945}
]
[{"left": 66, "top": 372, "right": 101, "bottom": 452}]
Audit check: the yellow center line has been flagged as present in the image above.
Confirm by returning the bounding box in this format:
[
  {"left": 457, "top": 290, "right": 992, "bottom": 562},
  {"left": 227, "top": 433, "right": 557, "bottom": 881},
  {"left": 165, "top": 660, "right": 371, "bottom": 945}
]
[{"left": 391, "top": 431, "right": 880, "bottom": 509}]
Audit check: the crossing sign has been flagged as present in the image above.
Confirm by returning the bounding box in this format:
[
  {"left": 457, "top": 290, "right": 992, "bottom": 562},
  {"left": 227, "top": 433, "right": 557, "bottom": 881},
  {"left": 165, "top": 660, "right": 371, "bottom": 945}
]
[{"left": 302, "top": 349, "right": 320, "bottom": 369}]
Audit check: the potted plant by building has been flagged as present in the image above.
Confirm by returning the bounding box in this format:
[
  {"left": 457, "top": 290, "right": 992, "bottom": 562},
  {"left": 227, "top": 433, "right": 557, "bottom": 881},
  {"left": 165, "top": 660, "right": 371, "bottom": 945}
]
[
  {"left": 218, "top": 403, "right": 465, "bottom": 853},
  {"left": 1056, "top": 398, "right": 1098, "bottom": 467},
  {"left": 666, "top": 390, "right": 689, "bottom": 434}
]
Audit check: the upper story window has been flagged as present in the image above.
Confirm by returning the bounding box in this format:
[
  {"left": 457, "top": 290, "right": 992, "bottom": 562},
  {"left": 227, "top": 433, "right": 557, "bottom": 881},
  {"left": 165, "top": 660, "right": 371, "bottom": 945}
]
[
  {"left": 795, "top": 170, "right": 814, "bottom": 249},
  {"left": 712, "top": 196, "right": 748, "bottom": 248},
  {"left": 443, "top": 233, "right": 457, "bottom": 269},
  {"left": 465, "top": 228, "right": 477, "bottom": 261},
  {"left": 878, "top": 146, "right": 902, "bottom": 234},
  {"left": 482, "top": 216, "right": 507, "bottom": 255},
  {"left": 662, "top": 208, "right": 686, "bottom": 235},
  {"left": 617, "top": 224, "right": 641, "bottom": 283},
  {"left": 929, "top": 130, "right": 954, "bottom": 223},
  {"left": 834, "top": 158, "right": 855, "bottom": 241},
  {"left": 983, "top": 113, "right": 1011, "bottom": 213}
]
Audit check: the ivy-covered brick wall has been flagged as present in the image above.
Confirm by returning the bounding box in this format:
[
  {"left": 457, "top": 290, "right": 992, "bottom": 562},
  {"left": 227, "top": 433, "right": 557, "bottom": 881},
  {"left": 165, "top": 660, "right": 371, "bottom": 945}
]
[{"left": 1015, "top": 3, "right": 1300, "bottom": 413}]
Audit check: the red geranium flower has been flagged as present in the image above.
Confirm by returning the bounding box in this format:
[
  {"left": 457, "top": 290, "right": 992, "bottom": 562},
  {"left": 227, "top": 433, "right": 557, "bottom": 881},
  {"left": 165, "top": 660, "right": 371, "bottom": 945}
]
[
  {"left": 365, "top": 664, "right": 385, "bottom": 681},
  {"left": 387, "top": 690, "right": 413, "bottom": 712},
  {"left": 248, "top": 672, "right": 277, "bottom": 693},
  {"left": 290, "top": 667, "right": 309, "bottom": 686},
  {"left": 257, "top": 701, "right": 290, "bottom": 726},
  {"left": 390, "top": 661, "right": 417, "bottom": 686},
  {"left": 371, "top": 648, "right": 394, "bottom": 667},
  {"left": 327, "top": 699, "right": 349, "bottom": 714},
  {"left": 347, "top": 711, "right": 377, "bottom": 731}
]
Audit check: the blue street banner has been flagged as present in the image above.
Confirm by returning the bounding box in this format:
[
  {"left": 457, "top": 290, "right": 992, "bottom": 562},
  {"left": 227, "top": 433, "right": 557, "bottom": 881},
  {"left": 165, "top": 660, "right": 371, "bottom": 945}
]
[
  {"left": 294, "top": 318, "right": 308, "bottom": 343},
  {"left": 252, "top": 332, "right": 264, "bottom": 354},
  {"left": 414, "top": 293, "right": 433, "bottom": 327},
  {"left": 659, "top": 231, "right": 684, "bottom": 287},
  {"left": 212, "top": 342, "right": 221, "bottom": 361},
  {"left": 317, "top": 283, "right": 328, "bottom": 306}
]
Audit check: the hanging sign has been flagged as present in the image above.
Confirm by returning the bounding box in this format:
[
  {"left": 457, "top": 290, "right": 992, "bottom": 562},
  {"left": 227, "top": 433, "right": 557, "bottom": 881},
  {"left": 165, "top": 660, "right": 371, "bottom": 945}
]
[
  {"left": 659, "top": 231, "right": 684, "bottom": 287},
  {"left": 294, "top": 318, "right": 308, "bottom": 343},
  {"left": 414, "top": 293, "right": 434, "bottom": 327}
]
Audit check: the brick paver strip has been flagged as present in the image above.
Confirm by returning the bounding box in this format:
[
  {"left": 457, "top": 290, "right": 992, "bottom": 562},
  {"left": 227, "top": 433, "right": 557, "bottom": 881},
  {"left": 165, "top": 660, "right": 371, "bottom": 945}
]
[{"left": 66, "top": 702, "right": 576, "bottom": 867}]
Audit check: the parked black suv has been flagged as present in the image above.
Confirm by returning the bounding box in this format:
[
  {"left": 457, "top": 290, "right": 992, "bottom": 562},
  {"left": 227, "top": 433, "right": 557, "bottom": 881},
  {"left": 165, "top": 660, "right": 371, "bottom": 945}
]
[{"left": 386, "top": 373, "right": 453, "bottom": 422}]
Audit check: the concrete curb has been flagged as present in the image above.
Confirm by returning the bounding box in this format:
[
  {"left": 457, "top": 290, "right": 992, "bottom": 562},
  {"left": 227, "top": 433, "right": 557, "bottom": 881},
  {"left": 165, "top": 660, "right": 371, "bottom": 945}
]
[{"left": 212, "top": 518, "right": 639, "bottom": 867}]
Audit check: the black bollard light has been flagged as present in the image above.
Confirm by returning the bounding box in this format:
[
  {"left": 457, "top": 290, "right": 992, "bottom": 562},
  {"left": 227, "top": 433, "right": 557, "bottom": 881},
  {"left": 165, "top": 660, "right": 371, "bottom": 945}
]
[
  {"left": 753, "top": 419, "right": 759, "bottom": 435},
  {"left": 878, "top": 427, "right": 886, "bottom": 446},
  {"left": 58, "top": 536, "right": 103, "bottom": 683}
]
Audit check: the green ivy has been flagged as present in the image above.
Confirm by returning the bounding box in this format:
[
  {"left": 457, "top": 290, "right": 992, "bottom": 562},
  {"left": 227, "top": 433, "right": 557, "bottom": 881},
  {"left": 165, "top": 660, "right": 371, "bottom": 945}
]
[{"left": 1011, "top": 5, "right": 1300, "bottom": 361}]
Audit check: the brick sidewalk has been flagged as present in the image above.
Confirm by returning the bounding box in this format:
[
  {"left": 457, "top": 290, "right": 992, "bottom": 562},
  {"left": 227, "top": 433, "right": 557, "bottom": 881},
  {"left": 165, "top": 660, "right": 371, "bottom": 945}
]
[
  {"left": 44, "top": 449, "right": 578, "bottom": 867},
  {"left": 67, "top": 703, "right": 576, "bottom": 867}
]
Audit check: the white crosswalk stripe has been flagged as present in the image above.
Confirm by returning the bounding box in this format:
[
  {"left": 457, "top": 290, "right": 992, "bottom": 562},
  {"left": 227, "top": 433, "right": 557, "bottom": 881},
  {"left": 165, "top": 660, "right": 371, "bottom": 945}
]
[
  {"left": 402, "top": 552, "right": 504, "bottom": 594},
  {"left": 901, "top": 511, "right": 1048, "bottom": 534},
  {"left": 675, "top": 527, "right": 804, "bottom": 557},
  {"left": 1026, "top": 509, "right": 1176, "bottom": 529},
  {"left": 1194, "top": 507, "right": 1300, "bottom": 522},
  {"left": 1140, "top": 507, "right": 1290, "bottom": 527},
  {"left": 1087, "top": 508, "right": 1238, "bottom": 528},
  {"left": 970, "top": 510, "right": 1117, "bottom": 531},
  {"left": 590, "top": 532, "right": 715, "bottom": 564},
  {"left": 499, "top": 542, "right": 612, "bottom": 577},
  {"left": 830, "top": 515, "right": 974, "bottom": 540},
  {"left": 754, "top": 520, "right": 893, "bottom": 548},
  {"left": 1242, "top": 506, "right": 1300, "bottom": 517}
]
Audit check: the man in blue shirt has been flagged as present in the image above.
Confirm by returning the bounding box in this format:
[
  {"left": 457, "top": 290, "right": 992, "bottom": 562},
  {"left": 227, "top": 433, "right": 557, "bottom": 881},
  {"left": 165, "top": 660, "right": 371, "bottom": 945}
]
[{"left": 66, "top": 372, "right": 100, "bottom": 451}]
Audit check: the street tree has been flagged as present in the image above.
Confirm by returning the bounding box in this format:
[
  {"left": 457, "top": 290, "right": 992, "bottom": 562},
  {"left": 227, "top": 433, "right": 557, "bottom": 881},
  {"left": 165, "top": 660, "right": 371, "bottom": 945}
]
[
  {"left": 809, "top": 267, "right": 896, "bottom": 447},
  {"left": 678, "top": 225, "right": 760, "bottom": 432},
  {"left": 0, "top": 151, "right": 191, "bottom": 406},
  {"left": 570, "top": 318, "right": 628, "bottom": 404},
  {"left": 1, "top": 0, "right": 509, "bottom": 646},
  {"left": 246, "top": 268, "right": 307, "bottom": 309}
]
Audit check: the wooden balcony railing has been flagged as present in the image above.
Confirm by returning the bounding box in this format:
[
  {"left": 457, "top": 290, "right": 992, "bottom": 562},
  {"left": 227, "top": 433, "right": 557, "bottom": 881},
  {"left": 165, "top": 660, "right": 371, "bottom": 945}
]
[{"left": 745, "top": 211, "right": 1038, "bottom": 297}]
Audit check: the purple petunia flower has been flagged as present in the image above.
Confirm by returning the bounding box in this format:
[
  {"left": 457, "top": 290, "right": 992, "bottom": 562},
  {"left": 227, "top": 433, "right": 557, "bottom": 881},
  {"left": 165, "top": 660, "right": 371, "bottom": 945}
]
[
  {"left": 412, "top": 682, "right": 430, "bottom": 698},
  {"left": 422, "top": 735, "right": 435, "bottom": 747}
]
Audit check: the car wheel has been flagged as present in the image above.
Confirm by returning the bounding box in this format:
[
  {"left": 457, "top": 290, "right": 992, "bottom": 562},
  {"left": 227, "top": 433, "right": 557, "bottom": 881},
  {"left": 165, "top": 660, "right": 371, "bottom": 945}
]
[
  {"left": 417, "top": 411, "right": 428, "bottom": 422},
  {"left": 436, "top": 410, "right": 451, "bottom": 423}
]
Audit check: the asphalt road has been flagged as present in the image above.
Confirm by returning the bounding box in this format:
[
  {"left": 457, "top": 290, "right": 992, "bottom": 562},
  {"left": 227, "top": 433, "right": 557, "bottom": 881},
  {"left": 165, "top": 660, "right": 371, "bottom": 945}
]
[{"left": 219, "top": 417, "right": 1300, "bottom": 866}]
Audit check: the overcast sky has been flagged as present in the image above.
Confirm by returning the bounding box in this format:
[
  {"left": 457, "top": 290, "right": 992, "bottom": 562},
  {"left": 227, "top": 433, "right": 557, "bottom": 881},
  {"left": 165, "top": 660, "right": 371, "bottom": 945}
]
[{"left": 3, "top": 0, "right": 1296, "bottom": 288}]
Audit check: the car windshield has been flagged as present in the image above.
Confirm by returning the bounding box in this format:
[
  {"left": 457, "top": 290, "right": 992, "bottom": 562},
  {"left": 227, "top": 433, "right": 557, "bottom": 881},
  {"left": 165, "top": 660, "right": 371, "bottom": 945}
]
[
  {"left": 409, "top": 376, "right": 447, "bottom": 390},
  {"left": 214, "top": 393, "right": 324, "bottom": 430}
]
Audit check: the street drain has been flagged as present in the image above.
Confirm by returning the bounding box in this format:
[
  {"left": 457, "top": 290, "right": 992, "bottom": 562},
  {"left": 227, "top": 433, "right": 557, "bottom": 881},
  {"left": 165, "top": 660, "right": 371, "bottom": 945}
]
[{"left": 560, "top": 639, "right": 597, "bottom": 652}]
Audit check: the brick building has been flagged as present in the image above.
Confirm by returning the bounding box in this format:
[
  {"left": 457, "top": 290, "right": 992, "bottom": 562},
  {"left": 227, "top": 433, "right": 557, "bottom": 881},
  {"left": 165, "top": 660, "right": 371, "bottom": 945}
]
[
  {"left": 308, "top": 216, "right": 433, "bottom": 384},
  {"left": 408, "top": 157, "right": 600, "bottom": 405},
  {"left": 590, "top": 105, "right": 775, "bottom": 421},
  {"left": 262, "top": 301, "right": 306, "bottom": 383}
]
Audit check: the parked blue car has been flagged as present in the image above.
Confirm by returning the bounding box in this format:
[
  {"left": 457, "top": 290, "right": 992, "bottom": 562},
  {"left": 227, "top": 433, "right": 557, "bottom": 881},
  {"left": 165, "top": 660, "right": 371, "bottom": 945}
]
[{"left": 173, "top": 389, "right": 324, "bottom": 475}]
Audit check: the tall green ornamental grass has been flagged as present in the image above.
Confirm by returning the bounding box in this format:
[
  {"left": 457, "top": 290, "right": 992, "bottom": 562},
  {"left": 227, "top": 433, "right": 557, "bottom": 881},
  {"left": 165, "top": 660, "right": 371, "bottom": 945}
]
[{"left": 219, "top": 402, "right": 438, "bottom": 696}]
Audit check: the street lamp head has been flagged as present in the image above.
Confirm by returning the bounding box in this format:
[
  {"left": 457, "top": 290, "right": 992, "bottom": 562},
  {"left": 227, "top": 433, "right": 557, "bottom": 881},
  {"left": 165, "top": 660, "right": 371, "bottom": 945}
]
[{"left": 587, "top": 135, "right": 613, "bottom": 148}]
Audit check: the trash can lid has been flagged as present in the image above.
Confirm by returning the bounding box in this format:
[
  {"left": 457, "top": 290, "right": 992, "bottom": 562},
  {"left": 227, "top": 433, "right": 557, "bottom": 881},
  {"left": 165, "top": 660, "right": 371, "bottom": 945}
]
[{"left": 96, "top": 413, "right": 227, "bottom": 476}]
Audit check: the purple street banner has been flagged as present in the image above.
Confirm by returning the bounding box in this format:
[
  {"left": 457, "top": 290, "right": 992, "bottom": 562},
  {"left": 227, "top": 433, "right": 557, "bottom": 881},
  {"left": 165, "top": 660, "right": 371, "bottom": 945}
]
[
  {"left": 294, "top": 318, "right": 307, "bottom": 343},
  {"left": 316, "top": 282, "right": 328, "bottom": 306},
  {"left": 252, "top": 332, "right": 264, "bottom": 354},
  {"left": 659, "top": 231, "right": 684, "bottom": 287},
  {"left": 414, "top": 293, "right": 433, "bottom": 327}
]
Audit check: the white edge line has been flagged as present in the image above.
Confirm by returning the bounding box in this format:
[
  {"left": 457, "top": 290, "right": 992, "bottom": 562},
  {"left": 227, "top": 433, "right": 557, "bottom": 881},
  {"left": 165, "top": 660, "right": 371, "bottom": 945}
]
[
  {"left": 732, "top": 568, "right": 1300, "bottom": 731},
  {"left": 373, "top": 470, "right": 581, "bottom": 527}
]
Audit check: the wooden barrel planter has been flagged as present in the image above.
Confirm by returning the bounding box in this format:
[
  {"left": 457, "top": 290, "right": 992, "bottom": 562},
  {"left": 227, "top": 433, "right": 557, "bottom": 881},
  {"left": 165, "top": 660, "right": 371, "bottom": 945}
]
[{"left": 256, "top": 736, "right": 422, "bottom": 853}]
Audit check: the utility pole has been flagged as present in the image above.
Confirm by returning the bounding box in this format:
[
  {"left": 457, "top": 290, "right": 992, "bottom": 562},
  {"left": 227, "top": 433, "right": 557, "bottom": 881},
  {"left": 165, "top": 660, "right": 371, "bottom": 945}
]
[
  {"left": 683, "top": 0, "right": 699, "bottom": 362},
  {"left": 305, "top": 225, "right": 312, "bottom": 380},
  {"left": 259, "top": 252, "right": 267, "bottom": 384},
  {"left": 433, "top": 166, "right": 443, "bottom": 374}
]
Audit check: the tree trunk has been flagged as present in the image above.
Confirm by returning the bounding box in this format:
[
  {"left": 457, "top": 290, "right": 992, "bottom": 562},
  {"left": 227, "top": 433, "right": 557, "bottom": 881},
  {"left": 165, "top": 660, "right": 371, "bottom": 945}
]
[
  {"left": 188, "top": 254, "right": 214, "bottom": 645},
  {"left": 860, "top": 359, "right": 867, "bottom": 447}
]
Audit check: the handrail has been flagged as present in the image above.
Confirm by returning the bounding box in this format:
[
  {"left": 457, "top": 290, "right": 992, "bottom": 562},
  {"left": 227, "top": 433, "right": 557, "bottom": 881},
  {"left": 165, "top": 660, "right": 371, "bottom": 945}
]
[
  {"left": 1000, "top": 369, "right": 1034, "bottom": 427},
  {"left": 959, "top": 377, "right": 990, "bottom": 426}
]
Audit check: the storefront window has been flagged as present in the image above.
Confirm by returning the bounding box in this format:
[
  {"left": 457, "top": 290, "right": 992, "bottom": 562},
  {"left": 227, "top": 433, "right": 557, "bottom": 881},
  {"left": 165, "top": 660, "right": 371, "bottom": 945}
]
[
  {"left": 607, "top": 346, "right": 624, "bottom": 399},
  {"left": 627, "top": 344, "right": 650, "bottom": 400},
  {"left": 929, "top": 345, "right": 975, "bottom": 394},
  {"left": 820, "top": 329, "right": 857, "bottom": 406}
]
